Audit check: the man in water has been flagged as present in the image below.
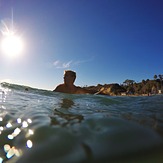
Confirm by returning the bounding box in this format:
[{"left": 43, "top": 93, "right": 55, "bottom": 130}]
[{"left": 53, "top": 70, "right": 91, "bottom": 94}]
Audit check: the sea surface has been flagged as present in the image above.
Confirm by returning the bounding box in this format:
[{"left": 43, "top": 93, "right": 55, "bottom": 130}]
[{"left": 0, "top": 82, "right": 163, "bottom": 163}]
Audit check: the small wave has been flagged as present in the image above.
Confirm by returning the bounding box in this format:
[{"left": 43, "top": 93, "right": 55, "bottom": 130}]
[{"left": 0, "top": 82, "right": 55, "bottom": 97}]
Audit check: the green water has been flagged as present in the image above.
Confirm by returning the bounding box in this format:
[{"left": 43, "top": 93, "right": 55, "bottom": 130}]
[{"left": 0, "top": 83, "right": 163, "bottom": 162}]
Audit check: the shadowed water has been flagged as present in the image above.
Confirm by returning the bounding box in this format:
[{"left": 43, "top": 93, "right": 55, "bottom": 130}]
[{"left": 0, "top": 83, "right": 163, "bottom": 162}]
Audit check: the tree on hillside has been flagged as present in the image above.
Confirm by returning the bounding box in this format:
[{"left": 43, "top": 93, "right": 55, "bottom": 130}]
[
  {"left": 133, "top": 83, "right": 142, "bottom": 95},
  {"left": 142, "top": 79, "right": 146, "bottom": 86},
  {"left": 154, "top": 75, "right": 157, "bottom": 80},
  {"left": 123, "top": 79, "right": 135, "bottom": 86},
  {"left": 123, "top": 79, "right": 135, "bottom": 94}
]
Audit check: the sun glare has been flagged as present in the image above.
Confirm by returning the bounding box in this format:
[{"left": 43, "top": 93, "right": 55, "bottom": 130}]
[
  {"left": 0, "top": 15, "right": 25, "bottom": 59},
  {"left": 1, "top": 35, "right": 24, "bottom": 58}
]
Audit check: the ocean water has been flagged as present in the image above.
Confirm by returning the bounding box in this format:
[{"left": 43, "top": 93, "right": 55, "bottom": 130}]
[{"left": 0, "top": 83, "right": 163, "bottom": 163}]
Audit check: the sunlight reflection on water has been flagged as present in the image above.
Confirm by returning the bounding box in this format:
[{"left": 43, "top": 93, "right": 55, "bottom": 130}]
[
  {"left": 0, "top": 84, "right": 163, "bottom": 162},
  {"left": 0, "top": 113, "right": 34, "bottom": 162},
  {"left": 26, "top": 140, "right": 33, "bottom": 148}
]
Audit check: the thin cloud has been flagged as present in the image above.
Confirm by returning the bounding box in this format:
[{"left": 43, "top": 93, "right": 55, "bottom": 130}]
[
  {"left": 53, "top": 57, "right": 94, "bottom": 69},
  {"left": 53, "top": 60, "right": 72, "bottom": 69},
  {"left": 74, "top": 57, "right": 94, "bottom": 66},
  {"left": 53, "top": 60, "right": 60, "bottom": 66},
  {"left": 62, "top": 61, "right": 72, "bottom": 68}
]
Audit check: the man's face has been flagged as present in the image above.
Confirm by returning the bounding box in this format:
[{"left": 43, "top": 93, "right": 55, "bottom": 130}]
[{"left": 64, "top": 72, "right": 75, "bottom": 85}]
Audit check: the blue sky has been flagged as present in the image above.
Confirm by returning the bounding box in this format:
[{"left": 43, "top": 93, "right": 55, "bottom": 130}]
[{"left": 0, "top": 0, "right": 163, "bottom": 90}]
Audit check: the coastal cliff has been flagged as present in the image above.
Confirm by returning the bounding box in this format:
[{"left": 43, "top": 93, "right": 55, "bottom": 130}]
[
  {"left": 84, "top": 83, "right": 126, "bottom": 96},
  {"left": 83, "top": 76, "right": 163, "bottom": 96}
]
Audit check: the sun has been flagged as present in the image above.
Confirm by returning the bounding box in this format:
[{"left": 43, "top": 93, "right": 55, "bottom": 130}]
[
  {"left": 1, "top": 34, "right": 24, "bottom": 58},
  {"left": 0, "top": 16, "right": 25, "bottom": 59}
]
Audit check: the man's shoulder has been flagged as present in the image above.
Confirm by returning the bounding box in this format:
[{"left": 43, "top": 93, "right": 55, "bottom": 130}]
[
  {"left": 56, "top": 84, "right": 65, "bottom": 88},
  {"left": 53, "top": 84, "right": 65, "bottom": 92}
]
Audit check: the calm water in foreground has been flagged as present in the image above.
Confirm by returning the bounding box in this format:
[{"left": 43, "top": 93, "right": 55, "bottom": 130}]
[{"left": 0, "top": 83, "right": 163, "bottom": 163}]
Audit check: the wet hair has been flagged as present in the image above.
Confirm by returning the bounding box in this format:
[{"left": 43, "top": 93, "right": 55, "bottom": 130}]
[{"left": 64, "top": 70, "right": 76, "bottom": 78}]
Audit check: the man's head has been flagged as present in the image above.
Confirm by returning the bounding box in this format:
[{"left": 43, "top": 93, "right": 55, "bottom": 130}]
[{"left": 64, "top": 70, "right": 76, "bottom": 85}]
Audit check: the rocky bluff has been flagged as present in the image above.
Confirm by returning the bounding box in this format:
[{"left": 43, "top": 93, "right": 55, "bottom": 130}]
[{"left": 84, "top": 83, "right": 126, "bottom": 96}]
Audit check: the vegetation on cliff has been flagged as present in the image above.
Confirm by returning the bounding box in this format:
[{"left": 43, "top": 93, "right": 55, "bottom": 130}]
[{"left": 84, "top": 74, "right": 163, "bottom": 96}]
